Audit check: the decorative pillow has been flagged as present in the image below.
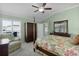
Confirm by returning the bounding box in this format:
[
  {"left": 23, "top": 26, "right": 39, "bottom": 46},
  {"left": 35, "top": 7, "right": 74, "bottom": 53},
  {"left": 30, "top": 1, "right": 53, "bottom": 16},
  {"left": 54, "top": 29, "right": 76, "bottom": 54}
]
[
  {"left": 0, "top": 33, "right": 15, "bottom": 42},
  {"left": 64, "top": 48, "right": 78, "bottom": 56},
  {"left": 42, "top": 41, "right": 48, "bottom": 50},
  {"left": 72, "top": 35, "right": 79, "bottom": 45}
]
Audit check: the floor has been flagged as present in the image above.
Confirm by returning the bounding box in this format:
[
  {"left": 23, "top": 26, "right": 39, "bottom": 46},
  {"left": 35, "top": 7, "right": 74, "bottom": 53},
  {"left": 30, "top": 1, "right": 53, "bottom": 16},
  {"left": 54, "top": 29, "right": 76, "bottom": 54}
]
[{"left": 9, "top": 42, "right": 41, "bottom": 56}]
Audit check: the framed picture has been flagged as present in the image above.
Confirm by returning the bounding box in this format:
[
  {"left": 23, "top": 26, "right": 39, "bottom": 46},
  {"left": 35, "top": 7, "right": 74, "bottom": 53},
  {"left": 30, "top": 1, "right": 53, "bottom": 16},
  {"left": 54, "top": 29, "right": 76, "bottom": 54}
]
[{"left": 53, "top": 20, "right": 68, "bottom": 33}]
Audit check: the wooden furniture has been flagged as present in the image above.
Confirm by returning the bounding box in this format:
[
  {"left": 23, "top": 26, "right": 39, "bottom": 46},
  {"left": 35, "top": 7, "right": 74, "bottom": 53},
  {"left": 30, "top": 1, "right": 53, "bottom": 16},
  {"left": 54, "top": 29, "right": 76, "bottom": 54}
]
[
  {"left": 50, "top": 32, "right": 70, "bottom": 37},
  {"left": 53, "top": 20, "right": 70, "bottom": 37},
  {"left": 0, "top": 39, "right": 9, "bottom": 56},
  {"left": 36, "top": 45, "right": 57, "bottom": 56},
  {"left": 24, "top": 22, "right": 37, "bottom": 42}
]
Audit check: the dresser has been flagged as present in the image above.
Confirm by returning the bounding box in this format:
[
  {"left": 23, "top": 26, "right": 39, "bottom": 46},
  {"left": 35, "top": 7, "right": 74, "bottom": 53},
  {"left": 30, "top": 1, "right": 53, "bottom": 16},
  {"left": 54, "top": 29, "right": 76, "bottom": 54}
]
[{"left": 0, "top": 39, "right": 9, "bottom": 56}]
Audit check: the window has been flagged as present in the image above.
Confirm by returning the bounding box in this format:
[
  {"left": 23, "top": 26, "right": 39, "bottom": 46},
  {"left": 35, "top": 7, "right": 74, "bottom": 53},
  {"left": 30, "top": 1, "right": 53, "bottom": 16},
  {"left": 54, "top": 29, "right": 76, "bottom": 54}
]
[
  {"left": 44, "top": 23, "right": 48, "bottom": 36},
  {"left": 2, "top": 20, "right": 12, "bottom": 33},
  {"left": 2, "top": 20, "right": 21, "bottom": 38},
  {"left": 13, "top": 21, "right": 21, "bottom": 37}
]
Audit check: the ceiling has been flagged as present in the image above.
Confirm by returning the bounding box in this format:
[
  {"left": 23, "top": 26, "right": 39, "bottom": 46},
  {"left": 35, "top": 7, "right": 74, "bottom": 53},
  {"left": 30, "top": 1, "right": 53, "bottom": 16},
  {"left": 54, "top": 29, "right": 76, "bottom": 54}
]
[{"left": 0, "top": 3, "right": 79, "bottom": 22}]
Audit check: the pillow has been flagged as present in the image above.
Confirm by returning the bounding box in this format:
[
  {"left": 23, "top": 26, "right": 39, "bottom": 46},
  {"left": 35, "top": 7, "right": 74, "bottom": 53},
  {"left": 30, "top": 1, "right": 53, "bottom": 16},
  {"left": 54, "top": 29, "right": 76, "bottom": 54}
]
[
  {"left": 72, "top": 35, "right": 79, "bottom": 45},
  {"left": 64, "top": 48, "right": 78, "bottom": 56},
  {"left": 1, "top": 33, "right": 15, "bottom": 42},
  {"left": 14, "top": 37, "right": 20, "bottom": 41}
]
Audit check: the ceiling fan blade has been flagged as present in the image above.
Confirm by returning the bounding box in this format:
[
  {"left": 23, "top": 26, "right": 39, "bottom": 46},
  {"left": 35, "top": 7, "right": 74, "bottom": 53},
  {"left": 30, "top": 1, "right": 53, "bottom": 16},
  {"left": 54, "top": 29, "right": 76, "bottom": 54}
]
[
  {"left": 32, "top": 5, "right": 39, "bottom": 8},
  {"left": 42, "top": 3, "right": 46, "bottom": 7},
  {"left": 44, "top": 8, "right": 52, "bottom": 10},
  {"left": 34, "top": 10, "right": 38, "bottom": 12}
]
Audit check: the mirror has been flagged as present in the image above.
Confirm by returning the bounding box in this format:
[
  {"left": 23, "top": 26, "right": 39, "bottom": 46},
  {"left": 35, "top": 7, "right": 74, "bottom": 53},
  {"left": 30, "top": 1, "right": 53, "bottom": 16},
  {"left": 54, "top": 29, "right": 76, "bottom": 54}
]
[{"left": 53, "top": 20, "right": 68, "bottom": 33}]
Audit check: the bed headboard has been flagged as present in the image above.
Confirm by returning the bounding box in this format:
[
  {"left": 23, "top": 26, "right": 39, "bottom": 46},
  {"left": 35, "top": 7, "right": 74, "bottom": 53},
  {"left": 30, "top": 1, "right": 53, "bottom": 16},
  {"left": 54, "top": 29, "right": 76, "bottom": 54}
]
[{"left": 51, "top": 20, "right": 70, "bottom": 37}]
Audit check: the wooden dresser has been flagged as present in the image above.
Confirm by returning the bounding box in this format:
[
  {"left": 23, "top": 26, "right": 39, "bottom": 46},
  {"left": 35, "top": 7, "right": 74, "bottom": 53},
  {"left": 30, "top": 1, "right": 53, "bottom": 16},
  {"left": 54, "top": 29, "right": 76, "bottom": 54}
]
[
  {"left": 0, "top": 39, "right": 9, "bottom": 56},
  {"left": 0, "top": 44, "right": 9, "bottom": 56}
]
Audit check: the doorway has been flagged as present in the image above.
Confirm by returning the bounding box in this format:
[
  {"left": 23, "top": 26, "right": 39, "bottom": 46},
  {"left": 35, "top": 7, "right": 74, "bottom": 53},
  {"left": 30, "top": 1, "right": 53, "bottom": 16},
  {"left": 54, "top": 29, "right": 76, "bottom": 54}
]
[{"left": 24, "top": 22, "right": 37, "bottom": 42}]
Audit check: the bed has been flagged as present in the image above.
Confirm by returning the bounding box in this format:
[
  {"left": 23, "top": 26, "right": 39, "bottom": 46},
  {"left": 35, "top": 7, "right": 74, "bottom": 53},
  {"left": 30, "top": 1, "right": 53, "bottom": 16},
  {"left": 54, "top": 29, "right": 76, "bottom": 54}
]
[
  {"left": 35, "top": 35, "right": 79, "bottom": 56},
  {"left": 34, "top": 20, "right": 79, "bottom": 56}
]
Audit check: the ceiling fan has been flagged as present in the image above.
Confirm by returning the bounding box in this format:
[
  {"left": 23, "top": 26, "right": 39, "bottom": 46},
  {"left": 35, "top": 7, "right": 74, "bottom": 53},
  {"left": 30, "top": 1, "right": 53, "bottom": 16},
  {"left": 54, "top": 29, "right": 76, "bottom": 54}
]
[{"left": 32, "top": 3, "right": 52, "bottom": 13}]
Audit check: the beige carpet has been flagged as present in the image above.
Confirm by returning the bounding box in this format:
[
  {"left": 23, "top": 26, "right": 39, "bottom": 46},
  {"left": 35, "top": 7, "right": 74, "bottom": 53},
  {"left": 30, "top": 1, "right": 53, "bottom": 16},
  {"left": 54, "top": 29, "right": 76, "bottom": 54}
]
[{"left": 9, "top": 42, "right": 41, "bottom": 56}]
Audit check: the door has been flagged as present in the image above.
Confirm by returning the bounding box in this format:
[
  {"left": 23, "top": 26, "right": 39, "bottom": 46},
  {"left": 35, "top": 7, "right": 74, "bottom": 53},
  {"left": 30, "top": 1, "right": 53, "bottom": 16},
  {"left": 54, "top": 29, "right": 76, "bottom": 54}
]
[{"left": 25, "top": 22, "right": 37, "bottom": 42}]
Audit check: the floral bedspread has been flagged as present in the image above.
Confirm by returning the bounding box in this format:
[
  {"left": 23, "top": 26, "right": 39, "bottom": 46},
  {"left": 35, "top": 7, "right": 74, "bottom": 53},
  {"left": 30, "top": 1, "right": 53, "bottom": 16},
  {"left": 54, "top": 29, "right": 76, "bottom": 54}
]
[{"left": 36, "top": 35, "right": 79, "bottom": 56}]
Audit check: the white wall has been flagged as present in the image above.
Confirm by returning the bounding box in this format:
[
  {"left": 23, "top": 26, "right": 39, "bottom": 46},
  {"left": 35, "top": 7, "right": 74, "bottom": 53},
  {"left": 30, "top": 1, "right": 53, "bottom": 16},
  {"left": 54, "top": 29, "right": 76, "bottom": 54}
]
[
  {"left": 37, "top": 23, "right": 44, "bottom": 38},
  {"left": 0, "top": 19, "right": 2, "bottom": 33},
  {"left": 21, "top": 21, "right": 25, "bottom": 42}
]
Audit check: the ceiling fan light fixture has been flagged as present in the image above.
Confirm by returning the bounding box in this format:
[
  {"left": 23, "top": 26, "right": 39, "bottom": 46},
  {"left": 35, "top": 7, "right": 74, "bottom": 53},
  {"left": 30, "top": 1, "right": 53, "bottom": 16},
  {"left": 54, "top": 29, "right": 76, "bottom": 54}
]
[
  {"left": 39, "top": 7, "right": 44, "bottom": 12},
  {"left": 32, "top": 3, "right": 52, "bottom": 13}
]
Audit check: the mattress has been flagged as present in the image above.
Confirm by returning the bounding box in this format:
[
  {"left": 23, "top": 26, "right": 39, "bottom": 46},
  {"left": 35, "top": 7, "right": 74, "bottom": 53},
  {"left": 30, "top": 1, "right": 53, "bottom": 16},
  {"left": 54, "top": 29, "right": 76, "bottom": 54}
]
[{"left": 36, "top": 35, "right": 79, "bottom": 56}]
